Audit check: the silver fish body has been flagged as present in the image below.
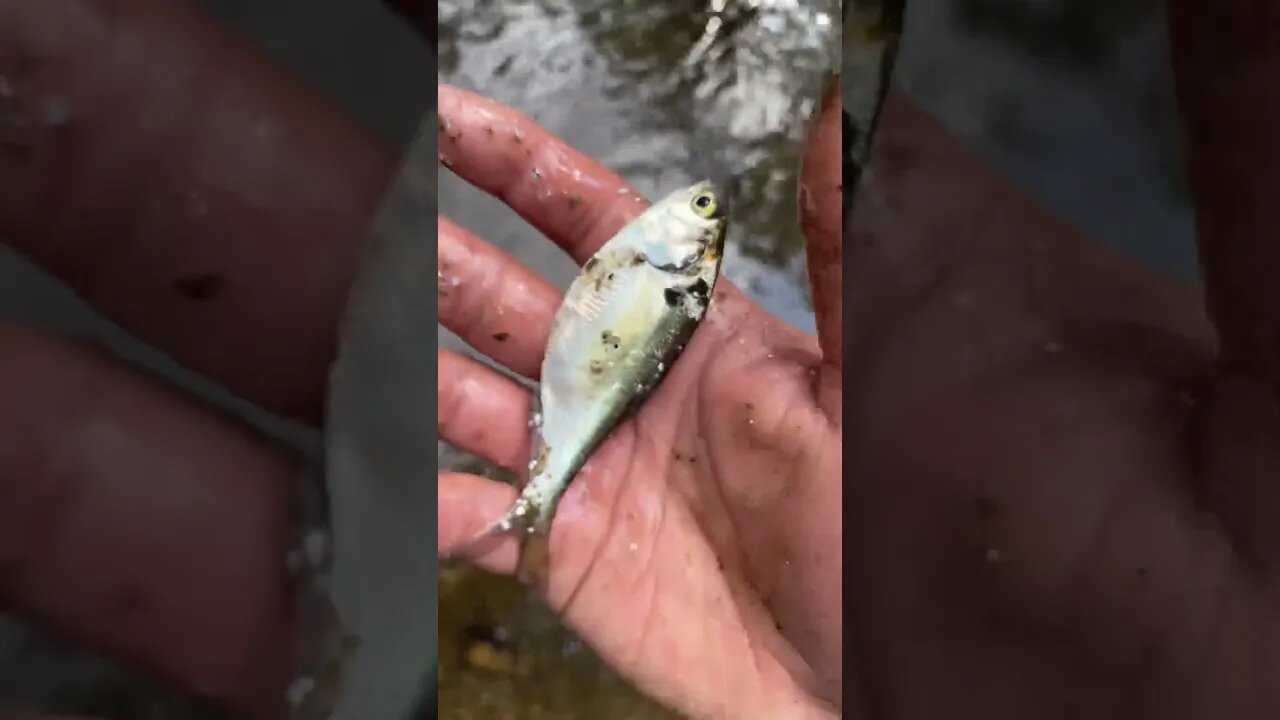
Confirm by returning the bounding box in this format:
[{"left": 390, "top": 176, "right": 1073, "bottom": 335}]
[{"left": 445, "top": 180, "right": 728, "bottom": 582}]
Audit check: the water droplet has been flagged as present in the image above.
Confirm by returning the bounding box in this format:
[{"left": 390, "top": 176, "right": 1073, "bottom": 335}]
[{"left": 285, "top": 676, "right": 316, "bottom": 708}]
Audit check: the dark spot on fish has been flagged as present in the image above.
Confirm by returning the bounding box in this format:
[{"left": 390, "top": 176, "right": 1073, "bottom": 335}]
[
  {"left": 513, "top": 131, "right": 524, "bottom": 144},
  {"left": 601, "top": 330, "right": 620, "bottom": 349},
  {"left": 584, "top": 257, "right": 599, "bottom": 272},
  {"left": 687, "top": 455, "right": 697, "bottom": 463},
  {"left": 492, "top": 332, "right": 510, "bottom": 342},
  {"left": 631, "top": 252, "right": 647, "bottom": 265},
  {"left": 607, "top": 272, "right": 614, "bottom": 281},
  {"left": 673, "top": 450, "right": 683, "bottom": 461},
  {"left": 531, "top": 167, "right": 542, "bottom": 180},
  {"left": 589, "top": 359, "right": 604, "bottom": 374},
  {"left": 663, "top": 287, "right": 682, "bottom": 307},
  {"left": 174, "top": 272, "right": 226, "bottom": 301},
  {"left": 484, "top": 125, "right": 495, "bottom": 135},
  {"left": 774, "top": 619, "right": 784, "bottom": 632},
  {"left": 688, "top": 277, "right": 710, "bottom": 300},
  {"left": 745, "top": 402, "right": 755, "bottom": 411},
  {"left": 569, "top": 193, "right": 583, "bottom": 208},
  {"left": 494, "top": 54, "right": 515, "bottom": 76}
]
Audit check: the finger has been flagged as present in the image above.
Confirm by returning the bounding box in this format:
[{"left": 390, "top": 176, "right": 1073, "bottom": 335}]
[
  {"left": 438, "top": 349, "right": 532, "bottom": 473},
  {"left": 0, "top": 327, "right": 293, "bottom": 718},
  {"left": 382, "top": 0, "right": 436, "bottom": 44},
  {"left": 1167, "top": 1, "right": 1280, "bottom": 568},
  {"left": 1168, "top": 2, "right": 1280, "bottom": 385},
  {"left": 0, "top": 0, "right": 395, "bottom": 421},
  {"left": 438, "top": 471, "right": 518, "bottom": 575},
  {"left": 437, "top": 84, "right": 647, "bottom": 265},
  {"left": 438, "top": 217, "right": 560, "bottom": 379},
  {"left": 799, "top": 74, "right": 842, "bottom": 370}
]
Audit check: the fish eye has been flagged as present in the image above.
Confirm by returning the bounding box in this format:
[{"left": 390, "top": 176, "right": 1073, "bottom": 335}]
[{"left": 690, "top": 192, "right": 718, "bottom": 218}]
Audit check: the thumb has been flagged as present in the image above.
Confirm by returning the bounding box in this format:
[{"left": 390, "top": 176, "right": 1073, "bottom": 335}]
[{"left": 798, "top": 75, "right": 843, "bottom": 369}]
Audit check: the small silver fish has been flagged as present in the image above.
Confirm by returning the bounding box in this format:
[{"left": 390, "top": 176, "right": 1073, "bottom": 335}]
[{"left": 443, "top": 180, "right": 729, "bottom": 584}]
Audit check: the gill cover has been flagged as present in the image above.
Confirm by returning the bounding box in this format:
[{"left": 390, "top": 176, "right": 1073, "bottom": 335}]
[{"left": 641, "top": 182, "right": 726, "bottom": 272}]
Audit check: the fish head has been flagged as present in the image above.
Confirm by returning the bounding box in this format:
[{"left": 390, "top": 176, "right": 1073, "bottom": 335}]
[{"left": 635, "top": 179, "right": 728, "bottom": 277}]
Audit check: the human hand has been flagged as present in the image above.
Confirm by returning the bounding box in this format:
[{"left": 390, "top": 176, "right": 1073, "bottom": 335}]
[
  {"left": 436, "top": 79, "right": 843, "bottom": 719},
  {"left": 0, "top": 0, "right": 431, "bottom": 717},
  {"left": 842, "top": 3, "right": 1280, "bottom": 717}
]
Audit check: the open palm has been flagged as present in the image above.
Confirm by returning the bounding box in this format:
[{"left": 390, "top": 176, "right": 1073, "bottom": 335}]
[{"left": 436, "top": 84, "right": 844, "bottom": 720}]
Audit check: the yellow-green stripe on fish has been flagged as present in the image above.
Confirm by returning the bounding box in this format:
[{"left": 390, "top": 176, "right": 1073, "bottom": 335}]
[{"left": 441, "top": 180, "right": 728, "bottom": 584}]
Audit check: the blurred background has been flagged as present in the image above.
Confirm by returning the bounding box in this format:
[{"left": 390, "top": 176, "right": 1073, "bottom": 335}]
[{"left": 0, "top": 0, "right": 1197, "bottom": 718}]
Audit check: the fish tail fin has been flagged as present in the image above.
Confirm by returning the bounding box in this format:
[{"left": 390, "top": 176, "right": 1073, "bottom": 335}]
[{"left": 439, "top": 493, "right": 540, "bottom": 566}]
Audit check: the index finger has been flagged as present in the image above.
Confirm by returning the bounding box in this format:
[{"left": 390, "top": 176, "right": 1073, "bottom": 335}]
[
  {"left": 438, "top": 84, "right": 647, "bottom": 265},
  {"left": 799, "top": 76, "right": 842, "bottom": 370}
]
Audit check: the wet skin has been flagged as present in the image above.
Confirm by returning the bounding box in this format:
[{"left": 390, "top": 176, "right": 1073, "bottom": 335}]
[{"left": 0, "top": 1, "right": 1277, "bottom": 720}]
